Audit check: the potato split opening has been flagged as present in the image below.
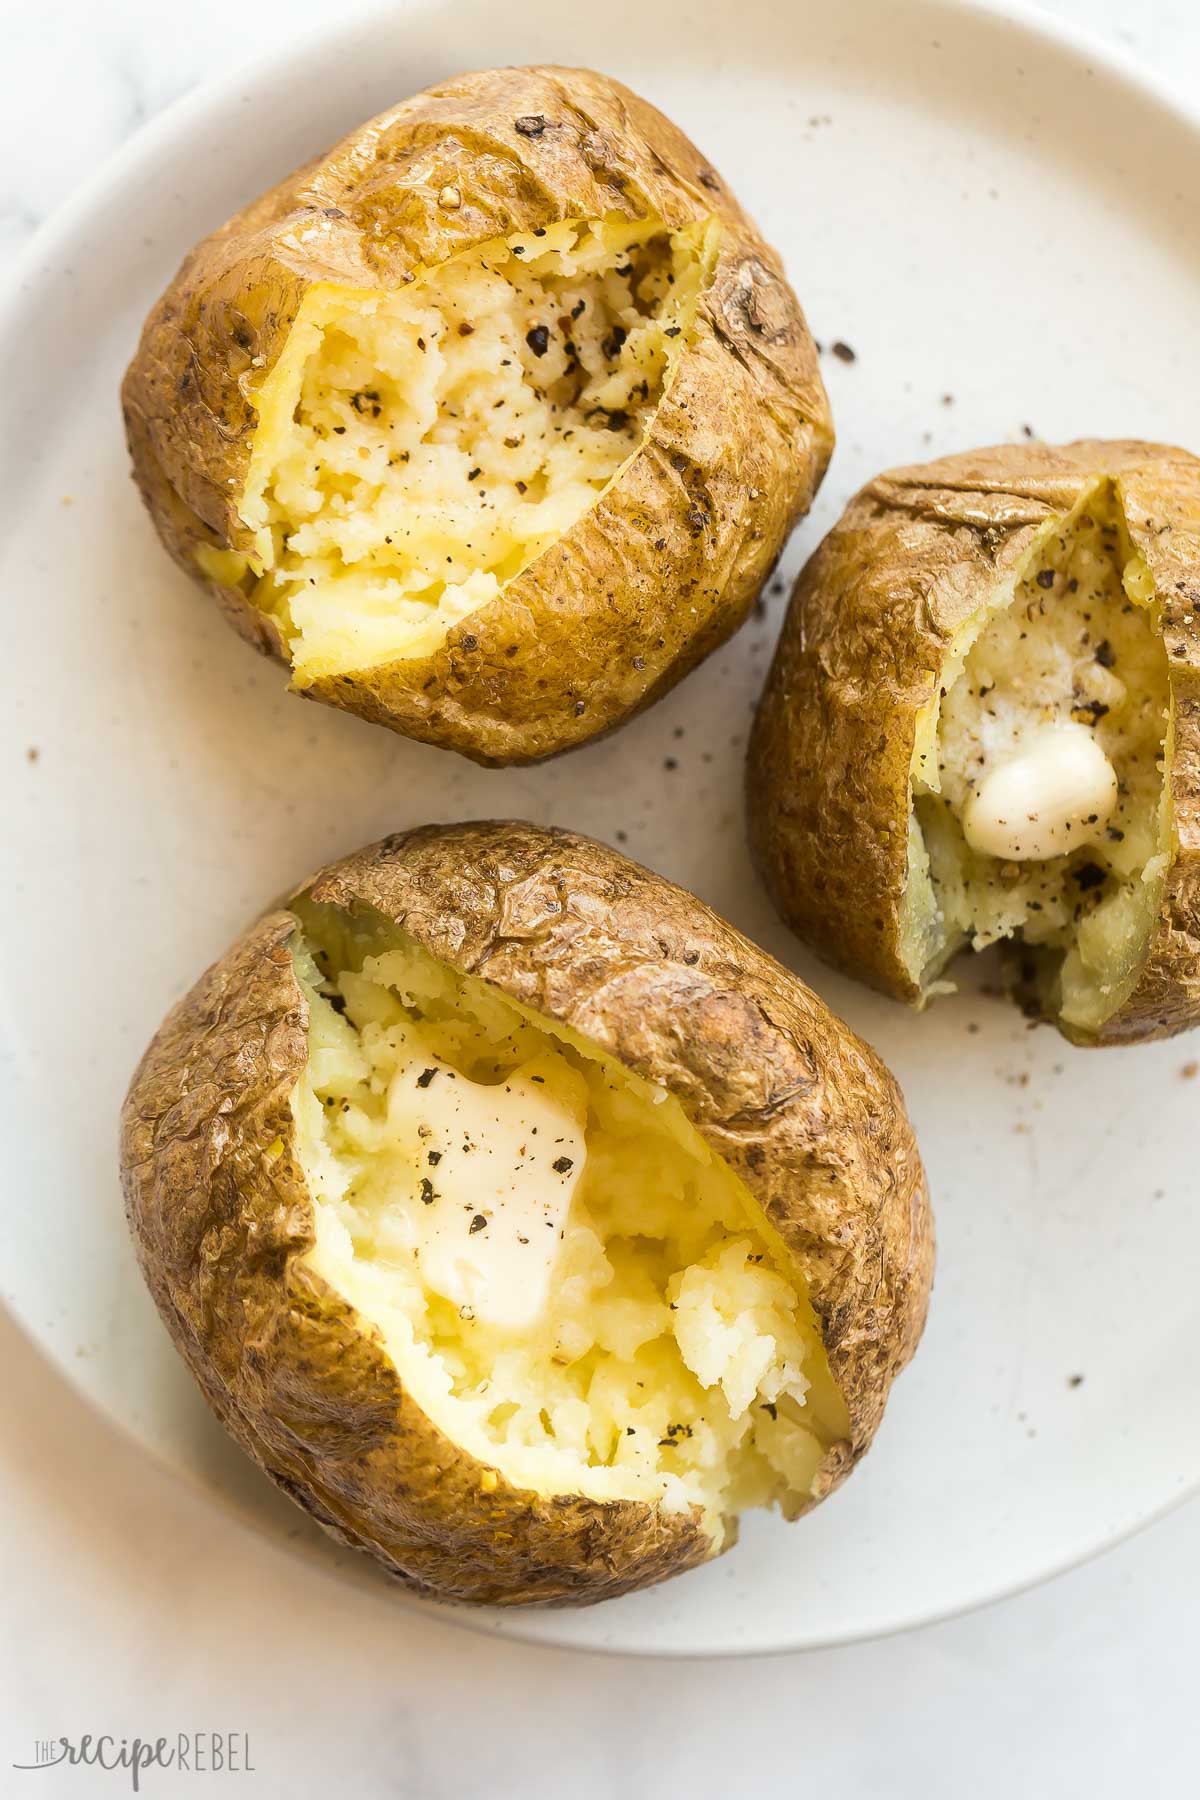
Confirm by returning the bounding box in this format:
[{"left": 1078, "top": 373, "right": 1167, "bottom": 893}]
[
  {"left": 224, "top": 217, "right": 717, "bottom": 679},
  {"left": 288, "top": 902, "right": 843, "bottom": 1543},
  {"left": 901, "top": 481, "right": 1171, "bottom": 1032}
]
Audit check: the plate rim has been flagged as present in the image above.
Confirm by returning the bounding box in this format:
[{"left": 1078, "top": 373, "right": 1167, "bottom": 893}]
[{"left": 4, "top": 0, "right": 1200, "bottom": 1658}]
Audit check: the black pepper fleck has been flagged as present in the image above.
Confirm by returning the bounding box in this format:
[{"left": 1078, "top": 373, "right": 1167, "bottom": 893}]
[{"left": 1073, "top": 862, "right": 1107, "bottom": 892}]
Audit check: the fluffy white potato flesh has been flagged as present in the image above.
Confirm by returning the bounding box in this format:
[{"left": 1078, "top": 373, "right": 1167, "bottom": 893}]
[
  {"left": 232, "top": 218, "right": 715, "bottom": 679},
  {"left": 904, "top": 485, "right": 1170, "bottom": 1029},
  {"left": 290, "top": 909, "right": 842, "bottom": 1540}
]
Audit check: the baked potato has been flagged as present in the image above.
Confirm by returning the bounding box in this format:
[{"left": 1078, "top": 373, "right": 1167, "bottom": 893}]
[
  {"left": 121, "top": 821, "right": 931, "bottom": 1606},
  {"left": 122, "top": 66, "right": 833, "bottom": 766},
  {"left": 748, "top": 440, "right": 1200, "bottom": 1045}
]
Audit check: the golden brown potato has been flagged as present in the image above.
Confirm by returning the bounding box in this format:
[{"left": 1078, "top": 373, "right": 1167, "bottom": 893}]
[
  {"left": 748, "top": 440, "right": 1200, "bottom": 1045},
  {"left": 121, "top": 822, "right": 931, "bottom": 1606},
  {"left": 122, "top": 66, "right": 833, "bottom": 766}
]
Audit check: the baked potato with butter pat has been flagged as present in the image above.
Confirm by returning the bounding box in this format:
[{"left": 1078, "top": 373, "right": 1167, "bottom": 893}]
[
  {"left": 122, "top": 66, "right": 833, "bottom": 765},
  {"left": 748, "top": 440, "right": 1200, "bottom": 1045},
  {"left": 121, "top": 822, "right": 931, "bottom": 1606}
]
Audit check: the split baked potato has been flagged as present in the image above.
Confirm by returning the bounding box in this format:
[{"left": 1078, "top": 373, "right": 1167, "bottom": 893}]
[
  {"left": 748, "top": 440, "right": 1200, "bottom": 1045},
  {"left": 121, "top": 822, "right": 931, "bottom": 1606},
  {"left": 122, "top": 66, "right": 833, "bottom": 766}
]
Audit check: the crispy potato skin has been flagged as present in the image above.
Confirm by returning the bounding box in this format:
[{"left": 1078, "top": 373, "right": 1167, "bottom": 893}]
[
  {"left": 121, "top": 823, "right": 931, "bottom": 1606},
  {"left": 122, "top": 66, "right": 833, "bottom": 765},
  {"left": 747, "top": 439, "right": 1200, "bottom": 1045}
]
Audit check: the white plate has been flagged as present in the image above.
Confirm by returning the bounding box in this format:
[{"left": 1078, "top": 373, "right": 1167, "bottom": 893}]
[{"left": 3, "top": 0, "right": 1199, "bottom": 1658}]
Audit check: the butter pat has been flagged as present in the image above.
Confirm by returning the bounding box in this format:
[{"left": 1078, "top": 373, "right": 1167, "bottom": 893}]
[
  {"left": 961, "top": 721, "right": 1118, "bottom": 863},
  {"left": 386, "top": 1051, "right": 588, "bottom": 1331}
]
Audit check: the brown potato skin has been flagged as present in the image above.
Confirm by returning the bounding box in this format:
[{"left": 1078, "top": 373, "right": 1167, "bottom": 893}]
[
  {"left": 122, "top": 66, "right": 834, "bottom": 766},
  {"left": 747, "top": 440, "right": 1200, "bottom": 1045},
  {"left": 121, "top": 822, "right": 932, "bottom": 1607}
]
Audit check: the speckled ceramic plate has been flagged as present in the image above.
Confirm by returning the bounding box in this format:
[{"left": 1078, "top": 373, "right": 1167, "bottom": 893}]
[{"left": 3, "top": 0, "right": 1199, "bottom": 1656}]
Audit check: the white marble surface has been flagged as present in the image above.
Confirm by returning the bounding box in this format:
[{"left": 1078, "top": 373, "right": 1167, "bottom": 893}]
[{"left": 3, "top": 0, "right": 1200, "bottom": 1792}]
